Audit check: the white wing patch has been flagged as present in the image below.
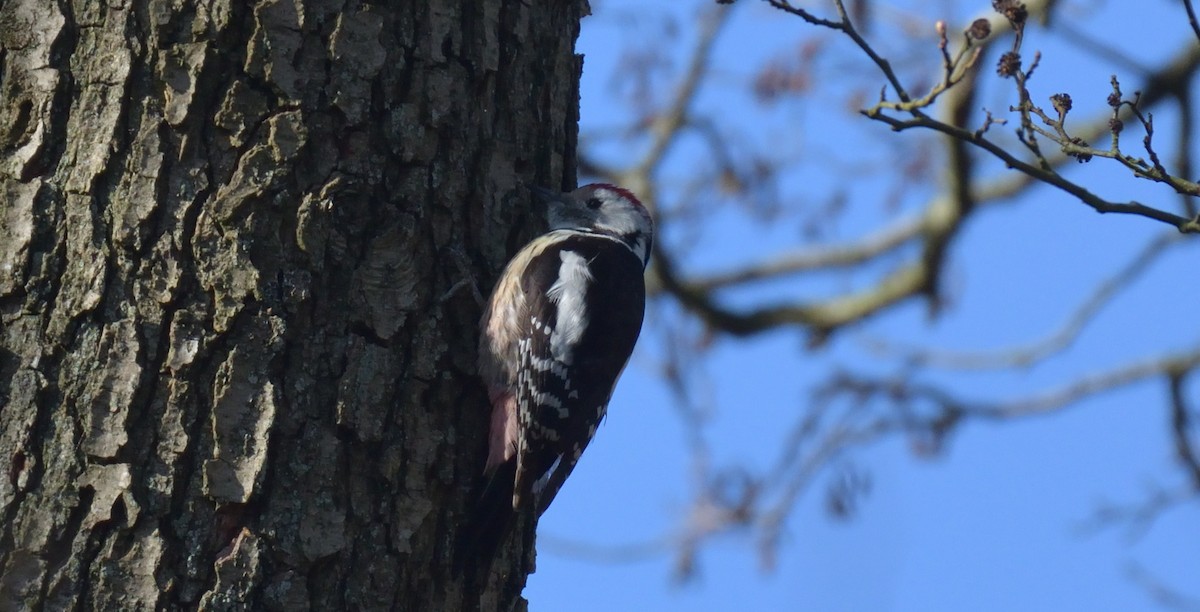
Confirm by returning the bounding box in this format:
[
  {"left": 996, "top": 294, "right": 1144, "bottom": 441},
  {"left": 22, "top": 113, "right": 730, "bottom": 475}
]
[{"left": 545, "top": 250, "right": 592, "bottom": 365}]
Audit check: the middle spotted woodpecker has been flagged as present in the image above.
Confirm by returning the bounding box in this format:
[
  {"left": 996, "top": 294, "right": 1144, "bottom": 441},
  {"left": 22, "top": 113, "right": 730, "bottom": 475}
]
[{"left": 476, "top": 183, "right": 653, "bottom": 527}]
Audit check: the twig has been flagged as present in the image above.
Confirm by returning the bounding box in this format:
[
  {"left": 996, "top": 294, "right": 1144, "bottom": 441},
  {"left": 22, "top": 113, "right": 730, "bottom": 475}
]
[
  {"left": 1174, "top": 86, "right": 1198, "bottom": 216},
  {"left": 766, "top": 0, "right": 911, "bottom": 103},
  {"left": 637, "top": 5, "right": 734, "bottom": 182},
  {"left": 1168, "top": 370, "right": 1200, "bottom": 490},
  {"left": 1079, "top": 485, "right": 1196, "bottom": 541},
  {"left": 814, "top": 347, "right": 1200, "bottom": 425},
  {"left": 656, "top": 214, "right": 923, "bottom": 293},
  {"left": 653, "top": 252, "right": 931, "bottom": 343},
  {"left": 1186, "top": 0, "right": 1200, "bottom": 47},
  {"left": 976, "top": 348, "right": 1200, "bottom": 419},
  {"left": 767, "top": 0, "right": 1200, "bottom": 233},
  {"left": 538, "top": 532, "right": 674, "bottom": 563},
  {"left": 863, "top": 232, "right": 1183, "bottom": 369},
  {"left": 1126, "top": 560, "right": 1200, "bottom": 612},
  {"left": 867, "top": 111, "right": 1200, "bottom": 232}
]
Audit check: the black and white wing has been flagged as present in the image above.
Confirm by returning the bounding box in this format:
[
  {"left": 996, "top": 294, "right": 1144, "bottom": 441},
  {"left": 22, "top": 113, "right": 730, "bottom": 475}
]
[{"left": 511, "top": 232, "right": 646, "bottom": 513}]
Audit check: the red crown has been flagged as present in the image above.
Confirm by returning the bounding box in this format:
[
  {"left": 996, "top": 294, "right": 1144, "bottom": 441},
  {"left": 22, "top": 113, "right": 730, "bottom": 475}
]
[{"left": 585, "top": 183, "right": 643, "bottom": 208}]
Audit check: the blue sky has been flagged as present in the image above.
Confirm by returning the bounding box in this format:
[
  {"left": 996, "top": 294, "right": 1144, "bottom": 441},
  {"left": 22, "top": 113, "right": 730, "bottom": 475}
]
[{"left": 527, "top": 1, "right": 1200, "bottom": 610}]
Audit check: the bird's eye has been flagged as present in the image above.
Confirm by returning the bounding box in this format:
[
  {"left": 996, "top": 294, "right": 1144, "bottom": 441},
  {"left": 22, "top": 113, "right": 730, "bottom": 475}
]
[{"left": 586, "top": 197, "right": 603, "bottom": 210}]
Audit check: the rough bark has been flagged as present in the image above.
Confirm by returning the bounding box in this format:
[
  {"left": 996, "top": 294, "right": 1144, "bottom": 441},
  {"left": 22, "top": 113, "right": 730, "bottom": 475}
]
[{"left": 0, "top": 0, "right": 587, "bottom": 609}]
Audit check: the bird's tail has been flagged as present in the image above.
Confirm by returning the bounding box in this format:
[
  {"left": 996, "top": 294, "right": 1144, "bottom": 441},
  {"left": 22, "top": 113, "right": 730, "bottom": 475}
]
[{"left": 454, "top": 458, "right": 518, "bottom": 577}]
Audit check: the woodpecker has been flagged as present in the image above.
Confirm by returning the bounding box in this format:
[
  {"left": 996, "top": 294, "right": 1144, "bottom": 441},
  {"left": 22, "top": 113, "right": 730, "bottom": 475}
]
[{"left": 476, "top": 183, "right": 653, "bottom": 522}]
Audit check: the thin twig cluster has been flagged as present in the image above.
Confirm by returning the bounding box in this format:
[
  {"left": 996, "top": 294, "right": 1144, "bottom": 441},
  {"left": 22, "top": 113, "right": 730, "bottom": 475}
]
[
  {"left": 567, "top": 3, "right": 1200, "bottom": 594},
  {"left": 773, "top": 0, "right": 1200, "bottom": 233}
]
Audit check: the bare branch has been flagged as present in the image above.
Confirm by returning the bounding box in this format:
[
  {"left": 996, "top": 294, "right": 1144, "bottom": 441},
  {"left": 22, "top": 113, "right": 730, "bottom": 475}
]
[
  {"left": 864, "top": 232, "right": 1184, "bottom": 370},
  {"left": 1126, "top": 561, "right": 1200, "bottom": 612},
  {"left": 869, "top": 110, "right": 1200, "bottom": 232},
  {"left": 755, "top": 404, "right": 894, "bottom": 563},
  {"left": 626, "top": 2, "right": 1200, "bottom": 351},
  {"left": 648, "top": 85, "right": 1168, "bottom": 302},
  {"left": 1168, "top": 370, "right": 1200, "bottom": 490},
  {"left": 765, "top": 0, "right": 912, "bottom": 101},
  {"left": 1174, "top": 86, "right": 1198, "bottom": 217},
  {"left": 974, "top": 348, "right": 1200, "bottom": 419},
  {"left": 804, "top": 347, "right": 1200, "bottom": 465},
  {"left": 636, "top": 5, "right": 735, "bottom": 184},
  {"left": 539, "top": 532, "right": 674, "bottom": 563},
  {"left": 580, "top": 0, "right": 1200, "bottom": 593},
  {"left": 1186, "top": 0, "right": 1200, "bottom": 47},
  {"left": 768, "top": 0, "right": 1200, "bottom": 232},
  {"left": 652, "top": 252, "right": 931, "bottom": 343},
  {"left": 1079, "top": 485, "right": 1198, "bottom": 541},
  {"left": 745, "top": 345, "right": 1200, "bottom": 564},
  {"left": 654, "top": 214, "right": 923, "bottom": 294}
]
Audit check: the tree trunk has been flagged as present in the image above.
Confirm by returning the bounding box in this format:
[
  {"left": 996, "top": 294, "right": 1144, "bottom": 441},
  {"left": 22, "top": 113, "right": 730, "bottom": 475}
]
[{"left": 0, "top": 0, "right": 587, "bottom": 609}]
